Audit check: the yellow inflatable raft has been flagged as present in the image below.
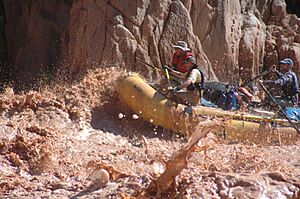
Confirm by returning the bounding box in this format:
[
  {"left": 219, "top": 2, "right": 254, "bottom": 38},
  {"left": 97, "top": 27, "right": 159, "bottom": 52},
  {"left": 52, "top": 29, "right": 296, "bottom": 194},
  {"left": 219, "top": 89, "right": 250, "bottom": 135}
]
[{"left": 116, "top": 74, "right": 299, "bottom": 144}]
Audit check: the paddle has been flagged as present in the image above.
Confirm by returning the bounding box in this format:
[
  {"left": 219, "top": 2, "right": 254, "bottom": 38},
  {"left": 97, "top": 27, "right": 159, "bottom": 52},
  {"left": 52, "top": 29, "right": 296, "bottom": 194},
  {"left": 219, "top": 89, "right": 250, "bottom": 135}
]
[
  {"left": 164, "top": 67, "right": 172, "bottom": 87},
  {"left": 258, "top": 81, "right": 300, "bottom": 134},
  {"left": 242, "top": 68, "right": 271, "bottom": 87},
  {"left": 136, "top": 58, "right": 181, "bottom": 84}
]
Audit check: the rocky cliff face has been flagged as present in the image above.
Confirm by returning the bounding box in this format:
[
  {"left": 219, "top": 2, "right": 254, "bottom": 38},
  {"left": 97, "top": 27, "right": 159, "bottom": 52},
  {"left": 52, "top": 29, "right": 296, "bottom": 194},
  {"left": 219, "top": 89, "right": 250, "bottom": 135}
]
[
  {"left": 2, "top": 1, "right": 70, "bottom": 88},
  {"left": 1, "top": 0, "right": 300, "bottom": 86}
]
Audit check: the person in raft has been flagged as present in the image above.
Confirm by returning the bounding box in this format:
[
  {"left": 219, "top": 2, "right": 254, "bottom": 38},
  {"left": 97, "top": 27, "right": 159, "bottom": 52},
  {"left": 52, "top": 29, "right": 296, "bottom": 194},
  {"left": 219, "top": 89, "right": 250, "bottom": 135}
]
[
  {"left": 163, "top": 41, "right": 194, "bottom": 80},
  {"left": 260, "top": 58, "right": 299, "bottom": 107},
  {"left": 169, "top": 56, "right": 204, "bottom": 106}
]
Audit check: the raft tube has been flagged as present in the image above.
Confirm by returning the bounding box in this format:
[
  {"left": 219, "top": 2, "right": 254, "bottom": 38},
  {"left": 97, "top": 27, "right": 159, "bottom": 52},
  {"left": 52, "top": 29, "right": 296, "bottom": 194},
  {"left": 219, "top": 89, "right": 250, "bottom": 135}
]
[{"left": 116, "top": 74, "right": 299, "bottom": 144}]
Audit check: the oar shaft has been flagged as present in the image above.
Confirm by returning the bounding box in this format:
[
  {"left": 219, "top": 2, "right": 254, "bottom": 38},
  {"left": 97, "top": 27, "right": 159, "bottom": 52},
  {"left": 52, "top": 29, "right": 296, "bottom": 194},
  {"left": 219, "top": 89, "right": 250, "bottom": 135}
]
[
  {"left": 165, "top": 68, "right": 171, "bottom": 86},
  {"left": 136, "top": 58, "right": 161, "bottom": 72},
  {"left": 242, "top": 69, "right": 271, "bottom": 87},
  {"left": 137, "top": 58, "right": 181, "bottom": 84},
  {"left": 258, "top": 81, "right": 300, "bottom": 134}
]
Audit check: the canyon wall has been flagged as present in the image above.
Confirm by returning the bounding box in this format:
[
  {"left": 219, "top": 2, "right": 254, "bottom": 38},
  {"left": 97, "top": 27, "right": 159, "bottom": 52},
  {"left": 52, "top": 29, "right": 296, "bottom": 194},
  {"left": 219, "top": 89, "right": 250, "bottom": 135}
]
[{"left": 1, "top": 0, "right": 300, "bottom": 86}]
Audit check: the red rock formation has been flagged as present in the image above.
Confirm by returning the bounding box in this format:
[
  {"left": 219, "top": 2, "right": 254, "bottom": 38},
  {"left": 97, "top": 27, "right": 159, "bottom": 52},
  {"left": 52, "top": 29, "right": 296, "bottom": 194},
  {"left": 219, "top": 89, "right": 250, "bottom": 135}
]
[{"left": 1, "top": 0, "right": 300, "bottom": 86}]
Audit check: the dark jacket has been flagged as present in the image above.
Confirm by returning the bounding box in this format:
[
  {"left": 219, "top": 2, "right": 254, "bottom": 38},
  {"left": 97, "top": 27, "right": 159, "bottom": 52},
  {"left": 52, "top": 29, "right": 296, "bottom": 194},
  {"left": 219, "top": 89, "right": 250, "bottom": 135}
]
[{"left": 266, "top": 70, "right": 299, "bottom": 105}]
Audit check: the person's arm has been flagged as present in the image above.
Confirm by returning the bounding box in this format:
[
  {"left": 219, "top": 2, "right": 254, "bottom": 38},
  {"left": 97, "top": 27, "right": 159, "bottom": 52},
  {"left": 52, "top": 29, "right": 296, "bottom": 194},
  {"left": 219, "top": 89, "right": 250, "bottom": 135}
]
[
  {"left": 177, "top": 79, "right": 192, "bottom": 90},
  {"left": 268, "top": 64, "right": 281, "bottom": 78},
  {"left": 273, "top": 74, "right": 293, "bottom": 85},
  {"left": 264, "top": 73, "right": 293, "bottom": 86},
  {"left": 176, "top": 69, "right": 198, "bottom": 90},
  {"left": 274, "top": 70, "right": 281, "bottom": 77}
]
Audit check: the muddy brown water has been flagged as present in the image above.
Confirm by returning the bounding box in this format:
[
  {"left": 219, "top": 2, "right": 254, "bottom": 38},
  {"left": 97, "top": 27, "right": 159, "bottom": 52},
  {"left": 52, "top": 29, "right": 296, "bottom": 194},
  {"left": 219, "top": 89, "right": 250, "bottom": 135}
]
[{"left": 0, "top": 68, "right": 299, "bottom": 199}]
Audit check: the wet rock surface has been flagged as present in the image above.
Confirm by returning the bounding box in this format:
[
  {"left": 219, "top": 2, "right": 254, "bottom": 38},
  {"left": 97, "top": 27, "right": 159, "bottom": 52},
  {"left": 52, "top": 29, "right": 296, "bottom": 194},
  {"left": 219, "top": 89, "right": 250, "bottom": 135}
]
[{"left": 0, "top": 68, "right": 299, "bottom": 198}]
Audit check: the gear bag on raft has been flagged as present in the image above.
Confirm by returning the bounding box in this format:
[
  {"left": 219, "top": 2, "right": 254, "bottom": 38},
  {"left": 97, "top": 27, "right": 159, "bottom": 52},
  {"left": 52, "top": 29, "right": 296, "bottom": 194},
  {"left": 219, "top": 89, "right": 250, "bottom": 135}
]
[{"left": 202, "top": 82, "right": 239, "bottom": 110}]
